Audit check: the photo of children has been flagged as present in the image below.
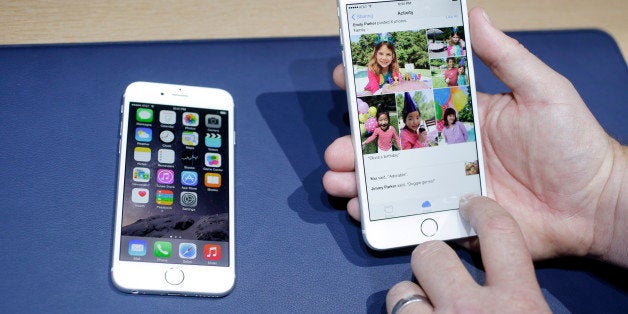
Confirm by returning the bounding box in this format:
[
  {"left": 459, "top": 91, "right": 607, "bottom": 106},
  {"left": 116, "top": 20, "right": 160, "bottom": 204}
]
[
  {"left": 427, "top": 27, "right": 466, "bottom": 59},
  {"left": 433, "top": 86, "right": 475, "bottom": 145},
  {"left": 350, "top": 31, "right": 432, "bottom": 96},
  {"left": 357, "top": 94, "right": 401, "bottom": 154},
  {"left": 430, "top": 56, "right": 467, "bottom": 88},
  {"left": 396, "top": 91, "right": 438, "bottom": 149}
]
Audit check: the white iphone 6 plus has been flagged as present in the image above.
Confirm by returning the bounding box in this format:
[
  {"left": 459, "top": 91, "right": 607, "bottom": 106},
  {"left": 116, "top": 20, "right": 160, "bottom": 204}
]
[
  {"left": 111, "top": 82, "right": 235, "bottom": 296},
  {"left": 337, "top": 0, "right": 486, "bottom": 249}
]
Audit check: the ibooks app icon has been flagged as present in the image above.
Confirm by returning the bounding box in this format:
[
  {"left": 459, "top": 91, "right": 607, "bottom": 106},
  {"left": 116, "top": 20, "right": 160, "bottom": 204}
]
[{"left": 204, "top": 173, "right": 222, "bottom": 188}]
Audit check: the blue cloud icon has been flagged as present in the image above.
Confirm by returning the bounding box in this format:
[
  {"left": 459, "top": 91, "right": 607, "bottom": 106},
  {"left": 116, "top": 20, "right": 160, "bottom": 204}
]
[{"left": 421, "top": 201, "right": 431, "bottom": 208}]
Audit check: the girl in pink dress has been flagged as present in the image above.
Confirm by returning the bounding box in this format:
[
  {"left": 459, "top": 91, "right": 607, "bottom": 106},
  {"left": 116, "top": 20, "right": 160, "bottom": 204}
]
[
  {"left": 400, "top": 92, "right": 424, "bottom": 149},
  {"left": 363, "top": 107, "right": 401, "bottom": 152}
]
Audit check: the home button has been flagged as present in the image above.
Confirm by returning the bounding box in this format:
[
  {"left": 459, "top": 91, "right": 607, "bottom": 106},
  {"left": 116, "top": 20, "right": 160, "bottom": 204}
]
[
  {"left": 165, "top": 268, "right": 184, "bottom": 285},
  {"left": 420, "top": 219, "right": 438, "bottom": 237}
]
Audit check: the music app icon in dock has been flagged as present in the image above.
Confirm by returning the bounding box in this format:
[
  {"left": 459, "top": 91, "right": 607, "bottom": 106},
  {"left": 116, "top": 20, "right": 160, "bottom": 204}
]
[{"left": 203, "top": 244, "right": 222, "bottom": 261}]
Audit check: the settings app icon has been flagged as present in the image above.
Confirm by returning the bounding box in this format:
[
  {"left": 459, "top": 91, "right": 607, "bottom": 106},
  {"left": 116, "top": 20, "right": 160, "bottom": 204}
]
[{"left": 180, "top": 192, "right": 198, "bottom": 207}]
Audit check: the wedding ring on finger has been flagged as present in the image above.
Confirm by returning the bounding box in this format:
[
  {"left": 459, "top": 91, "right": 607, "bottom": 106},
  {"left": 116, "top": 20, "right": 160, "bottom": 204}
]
[{"left": 391, "top": 294, "right": 431, "bottom": 314}]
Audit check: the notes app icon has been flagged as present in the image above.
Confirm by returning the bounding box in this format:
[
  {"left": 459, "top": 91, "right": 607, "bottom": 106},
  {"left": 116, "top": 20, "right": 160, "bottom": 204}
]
[{"left": 134, "top": 147, "right": 151, "bottom": 162}]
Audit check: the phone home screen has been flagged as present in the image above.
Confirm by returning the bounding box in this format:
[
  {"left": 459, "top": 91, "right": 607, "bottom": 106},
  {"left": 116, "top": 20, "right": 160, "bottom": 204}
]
[
  {"left": 119, "top": 102, "right": 229, "bottom": 267},
  {"left": 346, "top": 0, "right": 482, "bottom": 221}
]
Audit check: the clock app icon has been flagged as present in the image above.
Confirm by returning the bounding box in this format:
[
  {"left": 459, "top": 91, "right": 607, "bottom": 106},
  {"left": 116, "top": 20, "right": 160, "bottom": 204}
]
[{"left": 159, "top": 130, "right": 175, "bottom": 143}]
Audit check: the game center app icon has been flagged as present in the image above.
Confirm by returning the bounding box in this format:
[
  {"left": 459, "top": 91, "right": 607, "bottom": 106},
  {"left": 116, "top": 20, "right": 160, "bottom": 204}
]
[
  {"left": 136, "top": 108, "right": 153, "bottom": 123},
  {"left": 203, "top": 244, "right": 222, "bottom": 261},
  {"left": 132, "top": 188, "right": 149, "bottom": 203},
  {"left": 179, "top": 243, "right": 197, "bottom": 259},
  {"left": 128, "top": 239, "right": 147, "bottom": 256},
  {"left": 182, "top": 112, "right": 199, "bottom": 127},
  {"left": 204, "top": 153, "right": 221, "bottom": 167}
]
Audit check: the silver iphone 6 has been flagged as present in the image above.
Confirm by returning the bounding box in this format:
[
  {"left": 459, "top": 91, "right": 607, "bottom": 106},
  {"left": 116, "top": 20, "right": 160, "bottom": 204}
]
[
  {"left": 338, "top": 0, "right": 486, "bottom": 249},
  {"left": 111, "top": 82, "right": 235, "bottom": 296}
]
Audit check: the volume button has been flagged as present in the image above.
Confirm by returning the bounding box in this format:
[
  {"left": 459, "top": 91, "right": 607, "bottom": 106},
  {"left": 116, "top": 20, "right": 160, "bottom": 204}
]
[{"left": 339, "top": 28, "right": 344, "bottom": 47}]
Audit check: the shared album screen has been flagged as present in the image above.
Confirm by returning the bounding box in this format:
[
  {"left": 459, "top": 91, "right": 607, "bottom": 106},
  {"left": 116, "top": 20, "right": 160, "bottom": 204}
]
[
  {"left": 346, "top": 0, "right": 482, "bottom": 221},
  {"left": 119, "top": 102, "right": 229, "bottom": 267}
]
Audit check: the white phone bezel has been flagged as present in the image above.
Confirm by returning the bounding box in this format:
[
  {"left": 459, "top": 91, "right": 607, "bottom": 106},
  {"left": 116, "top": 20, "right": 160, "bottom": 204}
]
[
  {"left": 337, "top": 0, "right": 487, "bottom": 250},
  {"left": 111, "top": 81, "right": 235, "bottom": 296}
]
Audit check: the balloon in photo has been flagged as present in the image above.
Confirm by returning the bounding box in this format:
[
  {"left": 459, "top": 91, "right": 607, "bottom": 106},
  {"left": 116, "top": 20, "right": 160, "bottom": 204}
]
[
  {"left": 357, "top": 98, "right": 369, "bottom": 114},
  {"left": 368, "top": 106, "right": 377, "bottom": 117},
  {"left": 359, "top": 113, "right": 369, "bottom": 123},
  {"left": 434, "top": 88, "right": 451, "bottom": 107},
  {"left": 452, "top": 89, "right": 468, "bottom": 112},
  {"left": 365, "top": 117, "right": 378, "bottom": 133}
]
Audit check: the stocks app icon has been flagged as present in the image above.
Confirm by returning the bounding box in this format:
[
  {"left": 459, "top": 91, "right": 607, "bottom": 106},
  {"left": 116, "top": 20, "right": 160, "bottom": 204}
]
[{"left": 181, "top": 151, "right": 198, "bottom": 167}]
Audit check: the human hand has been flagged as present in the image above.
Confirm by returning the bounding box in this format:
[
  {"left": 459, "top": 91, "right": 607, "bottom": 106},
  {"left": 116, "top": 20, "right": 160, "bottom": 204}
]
[
  {"left": 322, "top": 7, "right": 626, "bottom": 264},
  {"left": 386, "top": 195, "right": 551, "bottom": 313}
]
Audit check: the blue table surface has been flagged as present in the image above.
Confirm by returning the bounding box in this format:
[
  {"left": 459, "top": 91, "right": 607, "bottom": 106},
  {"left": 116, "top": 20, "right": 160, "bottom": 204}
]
[{"left": 0, "top": 30, "right": 626, "bottom": 313}]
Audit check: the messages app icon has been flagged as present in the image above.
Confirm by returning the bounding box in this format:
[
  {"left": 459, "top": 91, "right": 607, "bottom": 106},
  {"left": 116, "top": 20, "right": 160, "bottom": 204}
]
[{"left": 136, "top": 108, "right": 153, "bottom": 123}]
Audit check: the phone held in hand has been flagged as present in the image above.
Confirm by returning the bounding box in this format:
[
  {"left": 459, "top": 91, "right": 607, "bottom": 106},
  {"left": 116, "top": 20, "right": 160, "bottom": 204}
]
[
  {"left": 337, "top": 0, "right": 486, "bottom": 249},
  {"left": 111, "top": 82, "right": 235, "bottom": 296}
]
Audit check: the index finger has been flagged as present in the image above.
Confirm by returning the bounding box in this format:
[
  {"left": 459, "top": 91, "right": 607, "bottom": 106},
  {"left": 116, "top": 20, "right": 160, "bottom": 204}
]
[
  {"left": 333, "top": 64, "right": 346, "bottom": 90},
  {"left": 459, "top": 195, "right": 540, "bottom": 289}
]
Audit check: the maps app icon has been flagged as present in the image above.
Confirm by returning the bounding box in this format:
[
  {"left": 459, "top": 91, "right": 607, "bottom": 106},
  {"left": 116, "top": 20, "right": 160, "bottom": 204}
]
[{"left": 179, "top": 243, "right": 197, "bottom": 259}]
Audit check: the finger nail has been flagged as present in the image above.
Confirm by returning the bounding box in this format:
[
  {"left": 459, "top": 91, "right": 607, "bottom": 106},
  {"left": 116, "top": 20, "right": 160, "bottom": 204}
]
[
  {"left": 480, "top": 8, "right": 492, "bottom": 26},
  {"left": 459, "top": 193, "right": 479, "bottom": 219}
]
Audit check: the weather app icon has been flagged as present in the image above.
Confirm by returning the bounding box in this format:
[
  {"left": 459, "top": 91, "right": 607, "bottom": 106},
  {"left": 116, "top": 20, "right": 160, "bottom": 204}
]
[
  {"left": 135, "top": 127, "right": 152, "bottom": 142},
  {"left": 179, "top": 243, "right": 197, "bottom": 259}
]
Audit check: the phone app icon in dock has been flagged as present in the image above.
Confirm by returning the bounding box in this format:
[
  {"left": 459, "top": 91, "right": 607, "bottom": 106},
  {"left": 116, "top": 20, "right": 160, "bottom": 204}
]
[{"left": 154, "top": 241, "right": 172, "bottom": 258}]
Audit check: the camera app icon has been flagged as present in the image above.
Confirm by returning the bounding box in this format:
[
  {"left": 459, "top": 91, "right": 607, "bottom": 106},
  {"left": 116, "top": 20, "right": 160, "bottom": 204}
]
[{"left": 205, "top": 114, "right": 222, "bottom": 128}]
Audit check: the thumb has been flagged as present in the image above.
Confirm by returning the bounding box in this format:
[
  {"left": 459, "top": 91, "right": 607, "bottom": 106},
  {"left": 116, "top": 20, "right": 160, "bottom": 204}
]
[{"left": 469, "top": 7, "right": 573, "bottom": 103}]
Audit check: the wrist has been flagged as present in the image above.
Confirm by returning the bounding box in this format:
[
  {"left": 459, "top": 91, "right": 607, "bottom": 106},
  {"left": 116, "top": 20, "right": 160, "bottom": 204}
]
[{"left": 589, "top": 140, "right": 627, "bottom": 267}]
